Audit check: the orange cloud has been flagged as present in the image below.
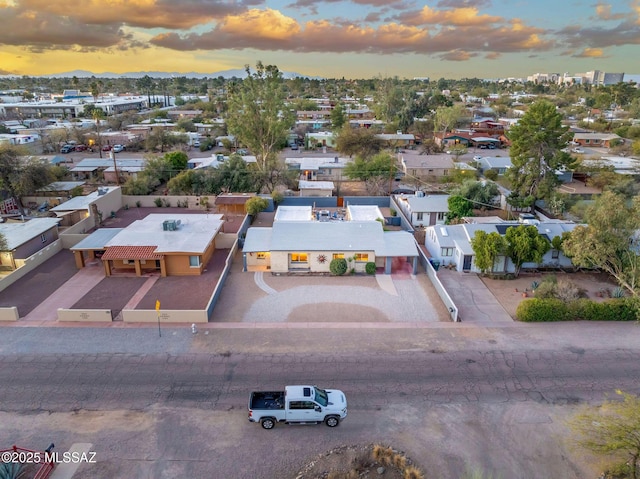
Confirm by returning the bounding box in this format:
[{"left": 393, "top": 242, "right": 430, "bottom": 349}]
[
  {"left": 411, "top": 6, "right": 502, "bottom": 26},
  {"left": 575, "top": 47, "right": 605, "bottom": 57},
  {"left": 219, "top": 9, "right": 301, "bottom": 40}
]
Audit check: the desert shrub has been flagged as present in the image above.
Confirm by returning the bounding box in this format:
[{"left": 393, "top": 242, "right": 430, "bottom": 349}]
[
  {"left": 365, "top": 262, "right": 376, "bottom": 275},
  {"left": 329, "top": 258, "right": 348, "bottom": 276},
  {"left": 154, "top": 197, "right": 163, "bottom": 207},
  {"left": 516, "top": 298, "right": 570, "bottom": 322},
  {"left": 483, "top": 169, "right": 498, "bottom": 181},
  {"left": 533, "top": 281, "right": 556, "bottom": 299},
  {"left": 554, "top": 280, "right": 586, "bottom": 302},
  {"left": 403, "top": 465, "right": 424, "bottom": 479},
  {"left": 372, "top": 445, "right": 393, "bottom": 466},
  {"left": 563, "top": 298, "right": 637, "bottom": 321},
  {"left": 567, "top": 298, "right": 598, "bottom": 320}
]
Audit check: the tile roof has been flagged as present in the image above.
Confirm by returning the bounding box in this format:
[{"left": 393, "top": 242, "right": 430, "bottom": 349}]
[{"left": 101, "top": 245, "right": 163, "bottom": 260}]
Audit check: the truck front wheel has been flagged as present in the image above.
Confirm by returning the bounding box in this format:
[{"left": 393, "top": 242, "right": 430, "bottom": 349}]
[
  {"left": 261, "top": 418, "right": 275, "bottom": 429},
  {"left": 325, "top": 416, "right": 339, "bottom": 427}
]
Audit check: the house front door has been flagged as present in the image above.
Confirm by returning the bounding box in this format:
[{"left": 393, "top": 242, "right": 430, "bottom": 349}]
[{"left": 463, "top": 255, "right": 472, "bottom": 271}]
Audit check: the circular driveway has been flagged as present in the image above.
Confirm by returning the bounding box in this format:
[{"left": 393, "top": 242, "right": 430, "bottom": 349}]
[{"left": 213, "top": 262, "right": 449, "bottom": 323}]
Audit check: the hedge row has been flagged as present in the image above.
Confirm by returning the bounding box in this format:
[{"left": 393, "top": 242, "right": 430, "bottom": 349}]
[{"left": 516, "top": 297, "right": 639, "bottom": 322}]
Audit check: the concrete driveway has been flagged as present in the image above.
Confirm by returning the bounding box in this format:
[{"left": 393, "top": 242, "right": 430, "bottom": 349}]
[{"left": 436, "top": 269, "right": 512, "bottom": 323}]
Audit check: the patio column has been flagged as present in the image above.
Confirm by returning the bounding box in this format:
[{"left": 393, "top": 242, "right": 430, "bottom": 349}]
[
  {"left": 74, "top": 250, "right": 85, "bottom": 269},
  {"left": 412, "top": 256, "right": 418, "bottom": 275},
  {"left": 385, "top": 257, "right": 392, "bottom": 275},
  {"left": 242, "top": 252, "right": 247, "bottom": 272},
  {"left": 134, "top": 260, "right": 142, "bottom": 277}
]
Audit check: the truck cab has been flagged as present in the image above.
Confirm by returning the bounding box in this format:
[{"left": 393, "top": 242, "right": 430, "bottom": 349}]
[{"left": 248, "top": 385, "right": 347, "bottom": 429}]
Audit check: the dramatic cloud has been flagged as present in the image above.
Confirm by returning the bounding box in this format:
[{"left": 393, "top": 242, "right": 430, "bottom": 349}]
[
  {"left": 556, "top": 21, "right": 640, "bottom": 49},
  {"left": 0, "top": 7, "right": 124, "bottom": 49},
  {"left": 13, "top": 0, "right": 247, "bottom": 29},
  {"left": 573, "top": 47, "right": 605, "bottom": 58},
  {"left": 398, "top": 5, "right": 502, "bottom": 26},
  {"left": 439, "top": 50, "right": 475, "bottom": 61}
]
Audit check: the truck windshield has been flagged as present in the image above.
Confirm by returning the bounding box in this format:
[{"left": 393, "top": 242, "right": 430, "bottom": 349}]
[{"left": 314, "top": 387, "right": 328, "bottom": 406}]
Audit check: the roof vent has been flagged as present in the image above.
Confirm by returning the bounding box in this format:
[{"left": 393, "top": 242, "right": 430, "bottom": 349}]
[{"left": 440, "top": 227, "right": 449, "bottom": 237}]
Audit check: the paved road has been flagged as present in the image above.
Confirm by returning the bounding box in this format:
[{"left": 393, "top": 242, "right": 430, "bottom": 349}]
[{"left": 2, "top": 324, "right": 640, "bottom": 479}]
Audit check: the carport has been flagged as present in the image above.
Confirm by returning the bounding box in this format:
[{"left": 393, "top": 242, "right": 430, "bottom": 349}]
[
  {"left": 378, "top": 231, "right": 419, "bottom": 274},
  {"left": 71, "top": 228, "right": 124, "bottom": 269}
]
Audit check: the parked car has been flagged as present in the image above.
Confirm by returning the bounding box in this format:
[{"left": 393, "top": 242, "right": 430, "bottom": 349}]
[
  {"left": 74, "top": 144, "right": 88, "bottom": 152},
  {"left": 60, "top": 145, "right": 74, "bottom": 153},
  {"left": 248, "top": 385, "right": 347, "bottom": 429},
  {"left": 102, "top": 145, "right": 112, "bottom": 151},
  {"left": 112, "top": 145, "right": 125, "bottom": 153},
  {"left": 192, "top": 140, "right": 200, "bottom": 148},
  {"left": 572, "top": 147, "right": 585, "bottom": 154}
]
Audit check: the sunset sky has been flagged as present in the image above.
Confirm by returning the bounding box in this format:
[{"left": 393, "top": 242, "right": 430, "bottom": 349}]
[{"left": 0, "top": 0, "right": 638, "bottom": 79}]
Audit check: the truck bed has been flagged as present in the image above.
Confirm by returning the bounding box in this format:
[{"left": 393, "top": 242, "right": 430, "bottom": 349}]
[{"left": 249, "top": 391, "right": 285, "bottom": 410}]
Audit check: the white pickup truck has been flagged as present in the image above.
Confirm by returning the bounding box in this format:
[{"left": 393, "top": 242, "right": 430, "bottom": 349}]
[{"left": 248, "top": 385, "right": 347, "bottom": 429}]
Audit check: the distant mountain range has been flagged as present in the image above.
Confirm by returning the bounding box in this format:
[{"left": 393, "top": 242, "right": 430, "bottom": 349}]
[{"left": 4, "top": 69, "right": 323, "bottom": 80}]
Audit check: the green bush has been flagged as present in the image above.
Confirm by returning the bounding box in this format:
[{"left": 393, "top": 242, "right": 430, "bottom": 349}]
[
  {"left": 329, "top": 258, "right": 348, "bottom": 276},
  {"left": 523, "top": 297, "right": 638, "bottom": 322},
  {"left": 154, "top": 197, "right": 163, "bottom": 207},
  {"left": 516, "top": 298, "right": 570, "bottom": 322},
  {"left": 365, "top": 262, "right": 376, "bottom": 275}
]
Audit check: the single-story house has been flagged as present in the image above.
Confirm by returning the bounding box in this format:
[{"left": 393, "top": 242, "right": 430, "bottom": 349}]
[
  {"left": 0, "top": 217, "right": 61, "bottom": 271},
  {"left": 70, "top": 158, "right": 145, "bottom": 181},
  {"left": 572, "top": 133, "right": 621, "bottom": 148},
  {"left": 476, "top": 156, "right": 513, "bottom": 176},
  {"left": 425, "top": 220, "right": 580, "bottom": 273},
  {"left": 399, "top": 153, "right": 455, "bottom": 179},
  {"left": 395, "top": 194, "right": 450, "bottom": 227},
  {"left": 306, "top": 131, "right": 337, "bottom": 148},
  {"left": 298, "top": 180, "right": 334, "bottom": 197},
  {"left": 70, "top": 213, "right": 224, "bottom": 277},
  {"left": 376, "top": 133, "right": 415, "bottom": 147},
  {"left": 242, "top": 206, "right": 418, "bottom": 274},
  {"left": 285, "top": 156, "right": 352, "bottom": 181}
]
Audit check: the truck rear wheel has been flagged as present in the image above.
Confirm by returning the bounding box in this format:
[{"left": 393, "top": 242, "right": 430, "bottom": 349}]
[
  {"left": 325, "top": 416, "right": 339, "bottom": 427},
  {"left": 261, "top": 418, "right": 275, "bottom": 429}
]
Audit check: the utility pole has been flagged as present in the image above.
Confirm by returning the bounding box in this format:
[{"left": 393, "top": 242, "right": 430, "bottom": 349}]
[{"left": 110, "top": 150, "right": 120, "bottom": 186}]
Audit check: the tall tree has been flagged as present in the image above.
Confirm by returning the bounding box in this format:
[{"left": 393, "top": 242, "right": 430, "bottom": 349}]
[
  {"left": 506, "top": 100, "right": 575, "bottom": 206},
  {"left": 505, "top": 224, "right": 550, "bottom": 276},
  {"left": 0, "top": 146, "right": 54, "bottom": 215},
  {"left": 470, "top": 230, "right": 507, "bottom": 273},
  {"left": 446, "top": 195, "right": 473, "bottom": 224},
  {"left": 335, "top": 126, "right": 384, "bottom": 158},
  {"left": 568, "top": 390, "right": 640, "bottom": 479},
  {"left": 330, "top": 103, "right": 346, "bottom": 131},
  {"left": 225, "top": 62, "right": 294, "bottom": 173},
  {"left": 344, "top": 152, "right": 395, "bottom": 195},
  {"left": 562, "top": 191, "right": 640, "bottom": 296}
]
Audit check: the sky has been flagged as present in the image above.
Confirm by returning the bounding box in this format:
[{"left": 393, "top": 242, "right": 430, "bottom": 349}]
[{"left": 0, "top": 0, "right": 638, "bottom": 79}]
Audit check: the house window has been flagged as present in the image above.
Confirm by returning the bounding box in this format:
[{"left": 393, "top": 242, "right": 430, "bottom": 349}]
[
  {"left": 552, "top": 250, "right": 559, "bottom": 259},
  {"left": 441, "top": 247, "right": 454, "bottom": 257},
  {"left": 354, "top": 253, "right": 369, "bottom": 262},
  {"left": 333, "top": 253, "right": 345, "bottom": 259},
  {"left": 416, "top": 212, "right": 424, "bottom": 221},
  {"left": 443, "top": 169, "right": 449, "bottom": 176},
  {"left": 437, "top": 212, "right": 446, "bottom": 221},
  {"left": 290, "top": 253, "right": 308, "bottom": 263},
  {"left": 189, "top": 256, "right": 200, "bottom": 267},
  {"left": 40, "top": 234, "right": 46, "bottom": 243},
  {"left": 257, "top": 252, "right": 266, "bottom": 259}
]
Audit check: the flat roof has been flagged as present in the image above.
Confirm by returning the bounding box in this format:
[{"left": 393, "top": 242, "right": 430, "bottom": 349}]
[
  {"left": 274, "top": 206, "right": 313, "bottom": 222},
  {"left": 347, "top": 205, "right": 383, "bottom": 221},
  {"left": 105, "top": 213, "right": 224, "bottom": 254},
  {"left": 270, "top": 221, "right": 384, "bottom": 251},
  {"left": 299, "top": 180, "right": 334, "bottom": 189},
  {"left": 71, "top": 228, "right": 124, "bottom": 250}
]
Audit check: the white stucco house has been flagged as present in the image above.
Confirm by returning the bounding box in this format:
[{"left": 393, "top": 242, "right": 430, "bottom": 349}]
[
  {"left": 242, "top": 205, "right": 419, "bottom": 274},
  {"left": 425, "top": 219, "right": 580, "bottom": 273},
  {"left": 394, "top": 194, "right": 450, "bottom": 228}
]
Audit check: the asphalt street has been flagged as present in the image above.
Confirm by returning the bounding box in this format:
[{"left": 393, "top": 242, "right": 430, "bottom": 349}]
[{"left": 2, "top": 323, "right": 640, "bottom": 478}]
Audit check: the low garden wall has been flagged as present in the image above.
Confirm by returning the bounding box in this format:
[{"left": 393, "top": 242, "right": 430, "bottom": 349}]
[
  {"left": 57, "top": 309, "right": 113, "bottom": 322},
  {"left": 0, "top": 307, "right": 19, "bottom": 321},
  {"left": 417, "top": 244, "right": 459, "bottom": 322},
  {"left": 0, "top": 240, "right": 63, "bottom": 293},
  {"left": 122, "top": 309, "right": 208, "bottom": 323}
]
